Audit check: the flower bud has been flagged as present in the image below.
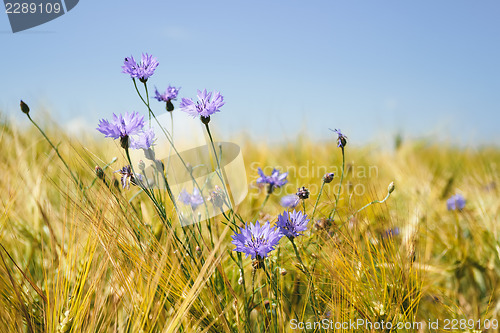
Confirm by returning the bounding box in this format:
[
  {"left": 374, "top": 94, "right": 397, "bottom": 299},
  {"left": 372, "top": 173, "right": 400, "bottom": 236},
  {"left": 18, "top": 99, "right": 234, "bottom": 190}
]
[
  {"left": 95, "top": 166, "right": 105, "bottom": 180},
  {"left": 210, "top": 186, "right": 225, "bottom": 208},
  {"left": 144, "top": 149, "right": 155, "bottom": 160},
  {"left": 20, "top": 100, "right": 30, "bottom": 114},
  {"left": 323, "top": 172, "right": 335, "bottom": 183},
  {"left": 388, "top": 181, "right": 395, "bottom": 194},
  {"left": 138, "top": 160, "right": 145, "bottom": 171},
  {"left": 296, "top": 186, "right": 310, "bottom": 200}
]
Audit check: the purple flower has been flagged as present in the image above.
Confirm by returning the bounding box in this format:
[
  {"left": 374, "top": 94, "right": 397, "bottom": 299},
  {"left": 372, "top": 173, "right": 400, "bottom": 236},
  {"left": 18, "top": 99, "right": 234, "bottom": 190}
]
[
  {"left": 178, "top": 188, "right": 205, "bottom": 210},
  {"left": 447, "top": 194, "right": 466, "bottom": 211},
  {"left": 96, "top": 112, "right": 156, "bottom": 150},
  {"left": 121, "top": 53, "right": 159, "bottom": 83},
  {"left": 257, "top": 168, "right": 288, "bottom": 194},
  {"left": 97, "top": 112, "right": 144, "bottom": 139},
  {"left": 383, "top": 227, "right": 400, "bottom": 239},
  {"left": 231, "top": 221, "right": 283, "bottom": 259},
  {"left": 97, "top": 112, "right": 145, "bottom": 149},
  {"left": 154, "top": 85, "right": 180, "bottom": 102},
  {"left": 331, "top": 128, "right": 347, "bottom": 148},
  {"left": 130, "top": 128, "right": 156, "bottom": 150},
  {"left": 276, "top": 209, "right": 309, "bottom": 240},
  {"left": 155, "top": 85, "right": 180, "bottom": 112},
  {"left": 180, "top": 89, "right": 225, "bottom": 121},
  {"left": 280, "top": 194, "right": 300, "bottom": 208},
  {"left": 115, "top": 165, "right": 143, "bottom": 189}
]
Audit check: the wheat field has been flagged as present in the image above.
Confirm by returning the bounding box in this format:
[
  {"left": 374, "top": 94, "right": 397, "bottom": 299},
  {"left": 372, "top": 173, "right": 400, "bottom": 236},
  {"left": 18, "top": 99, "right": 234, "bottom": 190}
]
[{"left": 0, "top": 109, "right": 499, "bottom": 332}]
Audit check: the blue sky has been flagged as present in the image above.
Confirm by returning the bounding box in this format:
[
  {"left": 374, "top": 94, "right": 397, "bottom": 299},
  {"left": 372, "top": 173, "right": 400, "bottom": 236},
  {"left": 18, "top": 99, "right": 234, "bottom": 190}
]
[{"left": 1, "top": 0, "right": 499, "bottom": 146}]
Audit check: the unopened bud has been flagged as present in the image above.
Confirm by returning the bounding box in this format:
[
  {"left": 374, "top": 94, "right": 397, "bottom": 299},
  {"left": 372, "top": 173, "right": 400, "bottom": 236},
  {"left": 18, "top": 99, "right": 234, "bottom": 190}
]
[
  {"left": 95, "top": 166, "right": 105, "bottom": 180},
  {"left": 388, "top": 181, "right": 395, "bottom": 194},
  {"left": 296, "top": 186, "right": 310, "bottom": 200},
  {"left": 210, "top": 186, "right": 225, "bottom": 208},
  {"left": 20, "top": 100, "right": 30, "bottom": 114},
  {"left": 138, "top": 160, "right": 145, "bottom": 171},
  {"left": 322, "top": 172, "right": 335, "bottom": 183}
]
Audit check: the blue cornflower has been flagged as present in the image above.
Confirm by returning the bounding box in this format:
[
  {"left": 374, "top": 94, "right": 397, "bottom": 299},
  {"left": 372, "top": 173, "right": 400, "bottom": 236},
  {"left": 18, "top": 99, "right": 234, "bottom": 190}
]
[
  {"left": 154, "top": 85, "right": 180, "bottom": 102},
  {"left": 257, "top": 167, "right": 288, "bottom": 194},
  {"left": 447, "top": 194, "right": 466, "bottom": 211},
  {"left": 97, "top": 112, "right": 145, "bottom": 149},
  {"left": 330, "top": 128, "right": 347, "bottom": 148},
  {"left": 383, "top": 227, "right": 400, "bottom": 239},
  {"left": 178, "top": 188, "right": 205, "bottom": 210},
  {"left": 280, "top": 194, "right": 300, "bottom": 209},
  {"left": 115, "top": 165, "right": 143, "bottom": 189},
  {"left": 180, "top": 89, "right": 225, "bottom": 123},
  {"left": 276, "top": 209, "right": 309, "bottom": 240},
  {"left": 122, "top": 53, "right": 159, "bottom": 83},
  {"left": 232, "top": 220, "right": 283, "bottom": 260},
  {"left": 155, "top": 85, "right": 180, "bottom": 112}
]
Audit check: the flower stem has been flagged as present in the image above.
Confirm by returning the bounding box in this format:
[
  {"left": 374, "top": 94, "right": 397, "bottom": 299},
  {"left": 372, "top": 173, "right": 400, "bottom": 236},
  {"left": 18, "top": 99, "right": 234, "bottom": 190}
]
[
  {"left": 312, "top": 181, "right": 325, "bottom": 219},
  {"left": 204, "top": 123, "right": 232, "bottom": 209},
  {"left": 26, "top": 114, "right": 81, "bottom": 189},
  {"left": 143, "top": 82, "right": 151, "bottom": 127},
  {"left": 252, "top": 192, "right": 270, "bottom": 222},
  {"left": 329, "top": 146, "right": 345, "bottom": 220},
  {"left": 347, "top": 191, "right": 392, "bottom": 221}
]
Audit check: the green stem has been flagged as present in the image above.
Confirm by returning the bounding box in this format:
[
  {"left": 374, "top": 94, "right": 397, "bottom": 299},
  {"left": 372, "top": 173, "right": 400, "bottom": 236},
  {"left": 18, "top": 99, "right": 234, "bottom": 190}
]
[
  {"left": 253, "top": 193, "right": 270, "bottom": 221},
  {"left": 27, "top": 114, "right": 81, "bottom": 189},
  {"left": 204, "top": 123, "right": 229, "bottom": 192},
  {"left": 329, "top": 147, "right": 345, "bottom": 220},
  {"left": 312, "top": 182, "right": 325, "bottom": 219},
  {"left": 349, "top": 191, "right": 391, "bottom": 219},
  {"left": 143, "top": 82, "right": 151, "bottom": 126}
]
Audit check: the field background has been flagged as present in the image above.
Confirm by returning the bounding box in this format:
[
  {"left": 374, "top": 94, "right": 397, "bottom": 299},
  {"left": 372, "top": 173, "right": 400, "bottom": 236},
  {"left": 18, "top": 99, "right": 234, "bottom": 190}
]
[{"left": 0, "top": 114, "right": 499, "bottom": 332}]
